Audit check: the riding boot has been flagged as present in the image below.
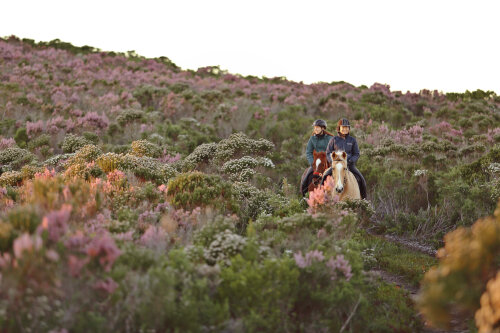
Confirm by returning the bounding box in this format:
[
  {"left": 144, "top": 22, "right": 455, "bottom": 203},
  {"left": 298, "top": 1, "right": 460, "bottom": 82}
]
[
  {"left": 348, "top": 164, "right": 367, "bottom": 200},
  {"left": 300, "top": 167, "right": 314, "bottom": 196}
]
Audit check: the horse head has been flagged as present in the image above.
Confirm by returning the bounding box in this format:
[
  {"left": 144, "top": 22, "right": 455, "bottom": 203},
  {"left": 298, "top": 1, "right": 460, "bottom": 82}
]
[
  {"left": 312, "top": 150, "right": 329, "bottom": 180},
  {"left": 330, "top": 151, "right": 348, "bottom": 194}
]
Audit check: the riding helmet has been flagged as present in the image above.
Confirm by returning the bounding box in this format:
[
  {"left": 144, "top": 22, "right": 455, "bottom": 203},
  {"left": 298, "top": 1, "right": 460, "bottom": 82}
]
[
  {"left": 312, "top": 119, "right": 327, "bottom": 128},
  {"left": 336, "top": 118, "right": 350, "bottom": 132}
]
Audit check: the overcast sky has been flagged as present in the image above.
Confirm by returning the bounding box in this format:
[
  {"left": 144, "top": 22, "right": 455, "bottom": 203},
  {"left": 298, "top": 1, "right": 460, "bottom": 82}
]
[{"left": 2, "top": 0, "right": 499, "bottom": 93}]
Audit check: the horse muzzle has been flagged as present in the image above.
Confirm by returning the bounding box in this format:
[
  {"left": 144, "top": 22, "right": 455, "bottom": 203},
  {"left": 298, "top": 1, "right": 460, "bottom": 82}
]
[{"left": 335, "top": 186, "right": 344, "bottom": 193}]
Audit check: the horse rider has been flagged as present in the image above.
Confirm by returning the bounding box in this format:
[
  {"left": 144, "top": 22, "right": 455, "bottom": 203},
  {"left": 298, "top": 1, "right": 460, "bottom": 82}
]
[
  {"left": 325, "top": 118, "right": 367, "bottom": 199},
  {"left": 300, "top": 119, "right": 335, "bottom": 196}
]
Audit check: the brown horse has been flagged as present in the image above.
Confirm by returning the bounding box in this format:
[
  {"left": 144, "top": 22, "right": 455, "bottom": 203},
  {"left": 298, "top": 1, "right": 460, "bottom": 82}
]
[
  {"left": 307, "top": 150, "right": 331, "bottom": 193},
  {"left": 328, "top": 151, "right": 361, "bottom": 201}
]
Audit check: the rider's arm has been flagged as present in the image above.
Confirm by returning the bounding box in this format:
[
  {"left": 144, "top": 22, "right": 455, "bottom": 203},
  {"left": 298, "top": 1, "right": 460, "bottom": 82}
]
[
  {"left": 306, "top": 137, "right": 314, "bottom": 165},
  {"left": 325, "top": 137, "right": 334, "bottom": 164},
  {"left": 348, "top": 138, "right": 360, "bottom": 164}
]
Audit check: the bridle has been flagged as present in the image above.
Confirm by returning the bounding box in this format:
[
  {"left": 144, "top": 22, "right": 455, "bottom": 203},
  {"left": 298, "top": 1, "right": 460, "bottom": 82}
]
[{"left": 312, "top": 171, "right": 323, "bottom": 186}]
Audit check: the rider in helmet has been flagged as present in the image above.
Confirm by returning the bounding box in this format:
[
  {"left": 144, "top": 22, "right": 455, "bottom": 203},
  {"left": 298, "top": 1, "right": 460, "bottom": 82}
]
[
  {"left": 300, "top": 119, "right": 335, "bottom": 196},
  {"left": 325, "top": 118, "right": 367, "bottom": 199}
]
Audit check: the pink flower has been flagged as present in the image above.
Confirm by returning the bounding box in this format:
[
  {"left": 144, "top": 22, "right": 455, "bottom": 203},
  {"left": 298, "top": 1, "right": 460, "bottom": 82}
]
[
  {"left": 51, "top": 90, "right": 67, "bottom": 106},
  {"left": 86, "top": 232, "right": 121, "bottom": 271},
  {"left": 158, "top": 152, "right": 181, "bottom": 164},
  {"left": 26, "top": 120, "right": 44, "bottom": 138},
  {"left": 0, "top": 137, "right": 16, "bottom": 149},
  {"left": 114, "top": 230, "right": 134, "bottom": 242},
  {"left": 77, "top": 111, "right": 109, "bottom": 130},
  {"left": 317, "top": 228, "right": 327, "bottom": 239},
  {"left": 45, "top": 249, "right": 60, "bottom": 262},
  {"left": 157, "top": 184, "right": 167, "bottom": 193},
  {"left": 35, "top": 167, "right": 57, "bottom": 179},
  {"left": 13, "top": 233, "right": 43, "bottom": 259},
  {"left": 94, "top": 277, "right": 119, "bottom": 294},
  {"left": 68, "top": 255, "right": 89, "bottom": 277},
  {"left": 64, "top": 230, "right": 89, "bottom": 251},
  {"left": 38, "top": 204, "right": 72, "bottom": 242},
  {"left": 107, "top": 169, "right": 125, "bottom": 183},
  {"left": 0, "top": 253, "right": 12, "bottom": 268},
  {"left": 326, "top": 255, "right": 353, "bottom": 281},
  {"left": 294, "top": 250, "right": 325, "bottom": 268},
  {"left": 139, "top": 225, "right": 168, "bottom": 250}
]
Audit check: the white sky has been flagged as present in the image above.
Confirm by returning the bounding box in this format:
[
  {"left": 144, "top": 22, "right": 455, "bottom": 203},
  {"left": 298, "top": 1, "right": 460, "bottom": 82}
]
[{"left": 1, "top": 0, "right": 499, "bottom": 93}]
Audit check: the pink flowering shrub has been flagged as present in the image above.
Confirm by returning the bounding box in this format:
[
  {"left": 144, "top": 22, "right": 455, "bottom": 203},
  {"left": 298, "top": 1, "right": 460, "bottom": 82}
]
[
  {"left": 326, "top": 254, "right": 353, "bottom": 281},
  {"left": 13, "top": 232, "right": 43, "bottom": 259},
  {"left": 306, "top": 176, "right": 339, "bottom": 214},
  {"left": 391, "top": 125, "right": 423, "bottom": 144},
  {"left": 26, "top": 120, "right": 45, "bottom": 138},
  {"left": 139, "top": 225, "right": 168, "bottom": 251},
  {"left": 294, "top": 250, "right": 352, "bottom": 281},
  {"left": 0, "top": 137, "right": 16, "bottom": 149},
  {"left": 294, "top": 250, "right": 325, "bottom": 268},
  {"left": 429, "top": 121, "right": 463, "bottom": 141},
  {"left": 77, "top": 111, "right": 109, "bottom": 130},
  {"left": 85, "top": 231, "right": 121, "bottom": 271},
  {"left": 38, "top": 204, "right": 72, "bottom": 242}
]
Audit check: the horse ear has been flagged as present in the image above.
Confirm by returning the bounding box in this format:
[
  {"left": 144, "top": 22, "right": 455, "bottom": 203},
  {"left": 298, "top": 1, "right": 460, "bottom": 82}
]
[
  {"left": 342, "top": 151, "right": 347, "bottom": 160},
  {"left": 313, "top": 149, "right": 317, "bottom": 156}
]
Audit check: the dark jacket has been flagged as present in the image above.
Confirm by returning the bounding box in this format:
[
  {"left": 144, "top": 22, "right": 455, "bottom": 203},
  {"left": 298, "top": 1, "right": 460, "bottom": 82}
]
[
  {"left": 326, "top": 134, "right": 360, "bottom": 165},
  {"left": 305, "top": 132, "right": 334, "bottom": 165}
]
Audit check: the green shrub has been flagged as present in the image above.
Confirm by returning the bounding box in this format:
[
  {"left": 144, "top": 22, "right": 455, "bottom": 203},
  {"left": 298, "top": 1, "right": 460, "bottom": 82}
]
[
  {"left": 116, "top": 109, "right": 145, "bottom": 127},
  {"left": 27, "top": 134, "right": 51, "bottom": 151},
  {"left": 66, "top": 144, "right": 102, "bottom": 165},
  {"left": 130, "top": 139, "right": 161, "bottom": 158},
  {"left": 110, "top": 248, "right": 229, "bottom": 331},
  {"left": 14, "top": 127, "right": 28, "bottom": 148},
  {"left": 182, "top": 142, "right": 218, "bottom": 170},
  {"left": 132, "top": 84, "right": 169, "bottom": 109},
  {"left": 213, "top": 132, "right": 274, "bottom": 163},
  {"left": 120, "top": 154, "right": 176, "bottom": 184},
  {"left": 217, "top": 255, "right": 299, "bottom": 331},
  {"left": 95, "top": 152, "right": 177, "bottom": 184},
  {"left": 61, "top": 134, "right": 92, "bottom": 153},
  {"left": 95, "top": 152, "right": 122, "bottom": 172},
  {"left": 221, "top": 156, "right": 274, "bottom": 182},
  {"left": 82, "top": 131, "right": 100, "bottom": 144},
  {"left": 0, "top": 221, "right": 14, "bottom": 252},
  {"left": 167, "top": 172, "right": 239, "bottom": 214},
  {"left": 5, "top": 205, "right": 41, "bottom": 233},
  {"left": 43, "top": 153, "right": 75, "bottom": 168},
  {"left": 0, "top": 147, "right": 35, "bottom": 170},
  {"left": 169, "top": 82, "right": 190, "bottom": 94},
  {"left": 0, "top": 171, "right": 23, "bottom": 186}
]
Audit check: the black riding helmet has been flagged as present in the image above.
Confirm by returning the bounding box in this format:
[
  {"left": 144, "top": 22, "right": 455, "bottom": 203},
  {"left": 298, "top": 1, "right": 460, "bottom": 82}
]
[
  {"left": 336, "top": 118, "right": 350, "bottom": 132},
  {"left": 312, "top": 119, "right": 327, "bottom": 129}
]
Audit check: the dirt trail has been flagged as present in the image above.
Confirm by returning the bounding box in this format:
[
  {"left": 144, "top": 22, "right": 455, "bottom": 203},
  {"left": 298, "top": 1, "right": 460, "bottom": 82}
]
[
  {"left": 366, "top": 228, "right": 437, "bottom": 257},
  {"left": 366, "top": 231, "right": 471, "bottom": 333}
]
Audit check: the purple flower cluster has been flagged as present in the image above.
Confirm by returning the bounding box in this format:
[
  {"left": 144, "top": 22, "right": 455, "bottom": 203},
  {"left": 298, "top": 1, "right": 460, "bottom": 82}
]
[
  {"left": 294, "top": 250, "right": 325, "bottom": 268},
  {"left": 85, "top": 232, "right": 122, "bottom": 271},
  {"left": 38, "top": 204, "right": 72, "bottom": 242},
  {"left": 326, "top": 254, "right": 353, "bottom": 281},
  {"left": 294, "top": 250, "right": 353, "bottom": 281}
]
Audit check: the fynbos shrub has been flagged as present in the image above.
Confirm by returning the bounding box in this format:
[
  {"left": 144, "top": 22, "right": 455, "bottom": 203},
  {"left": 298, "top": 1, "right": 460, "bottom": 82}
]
[
  {"left": 167, "top": 172, "right": 239, "bottom": 214},
  {"left": 130, "top": 139, "right": 162, "bottom": 158}
]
